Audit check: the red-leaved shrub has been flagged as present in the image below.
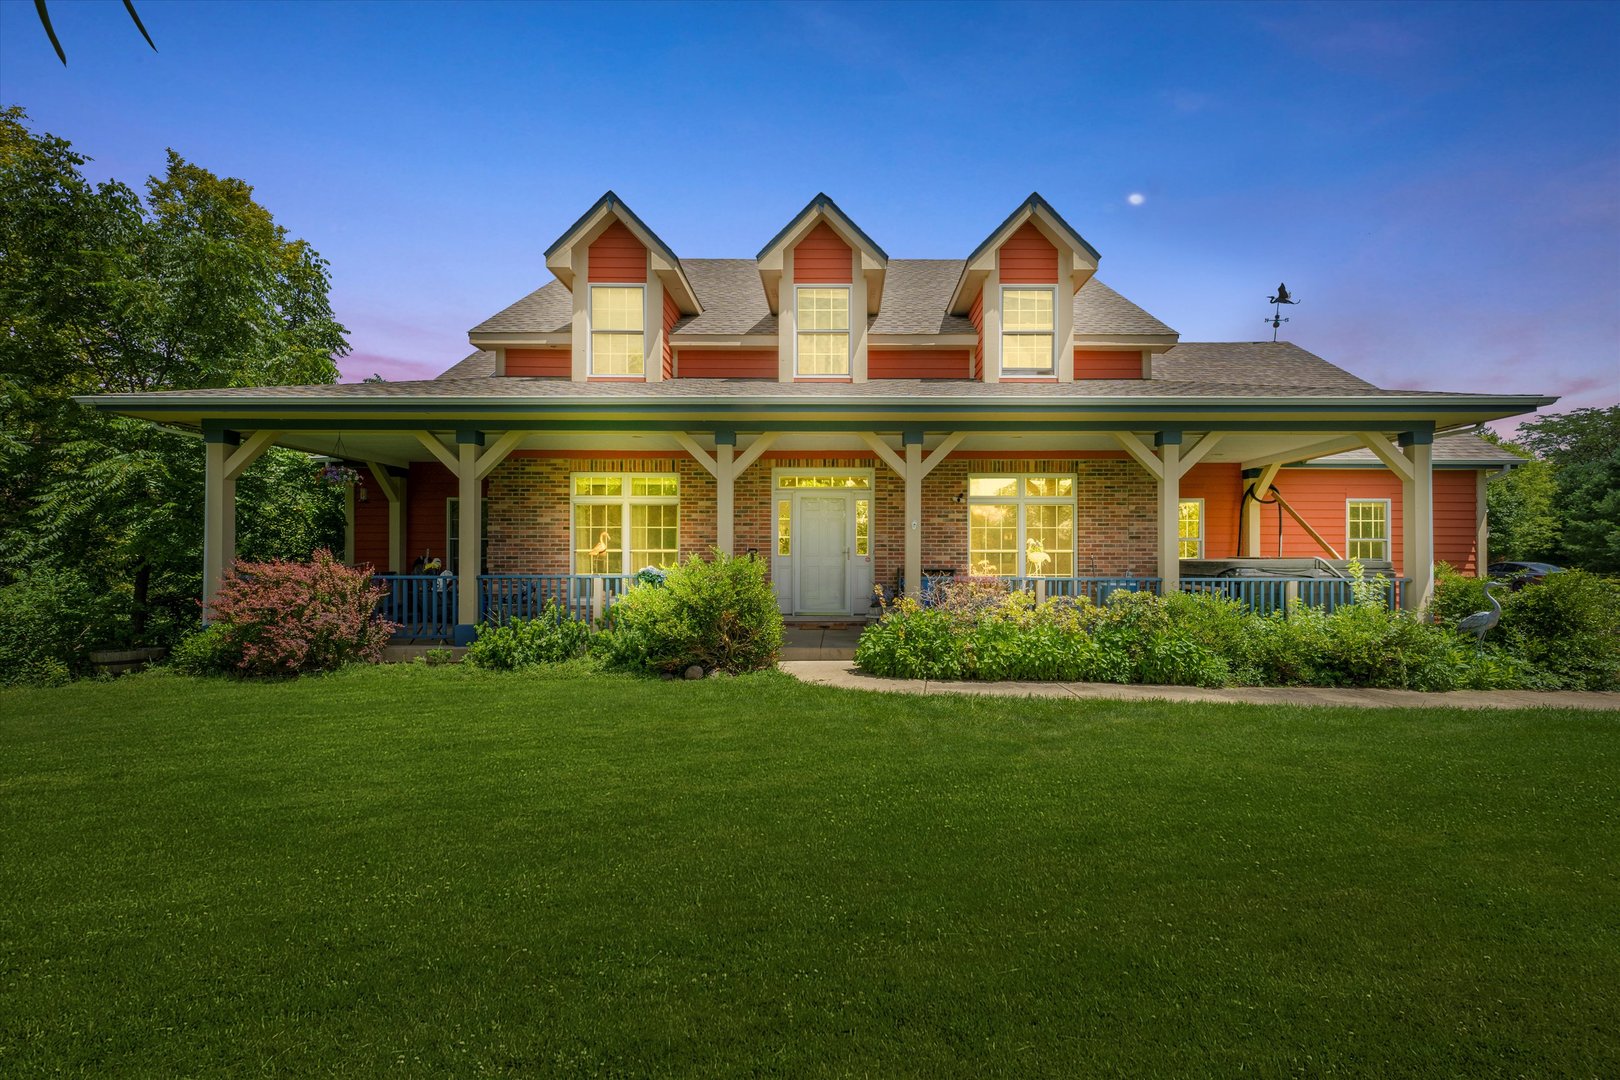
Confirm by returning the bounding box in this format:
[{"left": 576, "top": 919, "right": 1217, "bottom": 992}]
[{"left": 206, "top": 549, "right": 394, "bottom": 675}]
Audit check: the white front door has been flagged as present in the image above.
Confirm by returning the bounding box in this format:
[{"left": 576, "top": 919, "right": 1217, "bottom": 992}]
[{"left": 795, "top": 494, "right": 849, "bottom": 613}]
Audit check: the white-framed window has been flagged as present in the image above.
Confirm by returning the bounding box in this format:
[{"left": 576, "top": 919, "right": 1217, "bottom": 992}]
[
  {"left": 445, "top": 498, "right": 490, "bottom": 575},
  {"left": 1000, "top": 285, "right": 1055, "bottom": 375},
  {"left": 572, "top": 473, "right": 679, "bottom": 574},
  {"left": 1346, "top": 499, "right": 1391, "bottom": 561},
  {"left": 794, "top": 285, "right": 850, "bottom": 376},
  {"left": 588, "top": 284, "right": 645, "bottom": 377},
  {"left": 967, "top": 473, "right": 1074, "bottom": 577},
  {"left": 1178, "top": 498, "right": 1205, "bottom": 559}
]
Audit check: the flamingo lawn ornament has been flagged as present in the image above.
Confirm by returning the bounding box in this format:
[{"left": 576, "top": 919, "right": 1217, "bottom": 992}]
[{"left": 1457, "top": 581, "right": 1503, "bottom": 649}]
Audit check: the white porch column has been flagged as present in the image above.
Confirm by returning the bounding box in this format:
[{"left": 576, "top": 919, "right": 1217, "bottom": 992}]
[
  {"left": 202, "top": 429, "right": 279, "bottom": 614},
  {"left": 343, "top": 486, "right": 357, "bottom": 564},
  {"left": 203, "top": 434, "right": 234, "bottom": 610},
  {"left": 456, "top": 433, "right": 482, "bottom": 633},
  {"left": 1475, "top": 469, "right": 1490, "bottom": 577},
  {"left": 715, "top": 431, "right": 736, "bottom": 556},
  {"left": 1401, "top": 433, "right": 1435, "bottom": 612},
  {"left": 1155, "top": 434, "right": 1182, "bottom": 592},
  {"left": 904, "top": 432, "right": 923, "bottom": 599},
  {"left": 366, "top": 462, "right": 408, "bottom": 574},
  {"left": 1241, "top": 463, "right": 1281, "bottom": 558}
]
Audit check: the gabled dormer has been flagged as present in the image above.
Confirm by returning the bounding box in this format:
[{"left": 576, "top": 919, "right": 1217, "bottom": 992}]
[
  {"left": 948, "top": 194, "right": 1099, "bottom": 383},
  {"left": 756, "top": 194, "right": 888, "bottom": 382},
  {"left": 539, "top": 192, "right": 701, "bottom": 382}
]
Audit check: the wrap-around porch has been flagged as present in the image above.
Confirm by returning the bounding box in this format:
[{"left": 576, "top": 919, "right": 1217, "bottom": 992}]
[{"left": 200, "top": 423, "right": 1442, "bottom": 643}]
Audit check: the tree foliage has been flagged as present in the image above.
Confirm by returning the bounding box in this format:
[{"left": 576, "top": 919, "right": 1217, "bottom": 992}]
[
  {"left": 1488, "top": 408, "right": 1620, "bottom": 572},
  {"left": 0, "top": 106, "right": 349, "bottom": 649}
]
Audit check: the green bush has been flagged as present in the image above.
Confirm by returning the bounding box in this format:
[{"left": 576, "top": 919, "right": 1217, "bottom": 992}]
[
  {"left": 855, "top": 600, "right": 966, "bottom": 680},
  {"left": 168, "top": 624, "right": 240, "bottom": 676},
  {"left": 598, "top": 552, "right": 783, "bottom": 675},
  {"left": 0, "top": 570, "right": 106, "bottom": 687},
  {"left": 467, "top": 605, "right": 591, "bottom": 670},
  {"left": 1497, "top": 570, "right": 1620, "bottom": 690}
]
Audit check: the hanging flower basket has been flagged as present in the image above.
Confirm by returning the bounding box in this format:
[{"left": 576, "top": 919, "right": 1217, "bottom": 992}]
[{"left": 316, "top": 463, "right": 367, "bottom": 500}]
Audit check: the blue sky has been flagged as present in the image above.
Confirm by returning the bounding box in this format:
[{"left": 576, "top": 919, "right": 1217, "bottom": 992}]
[{"left": 2, "top": 0, "right": 1616, "bottom": 426}]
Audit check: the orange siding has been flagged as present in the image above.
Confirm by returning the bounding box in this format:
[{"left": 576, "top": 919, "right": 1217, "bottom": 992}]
[
  {"left": 1259, "top": 469, "right": 1406, "bottom": 574},
  {"left": 791, "top": 221, "right": 852, "bottom": 283},
  {"left": 662, "top": 290, "right": 679, "bottom": 379},
  {"left": 586, "top": 220, "right": 647, "bottom": 283},
  {"left": 998, "top": 220, "right": 1058, "bottom": 284},
  {"left": 1179, "top": 463, "right": 1243, "bottom": 560},
  {"left": 406, "top": 463, "right": 458, "bottom": 567},
  {"left": 505, "top": 347, "right": 569, "bottom": 377},
  {"left": 1075, "top": 349, "right": 1143, "bottom": 379},
  {"left": 1434, "top": 470, "right": 1480, "bottom": 574},
  {"left": 676, "top": 347, "right": 778, "bottom": 379},
  {"left": 869, "top": 348, "right": 971, "bottom": 379},
  {"left": 351, "top": 465, "right": 391, "bottom": 570},
  {"left": 969, "top": 291, "right": 984, "bottom": 379}
]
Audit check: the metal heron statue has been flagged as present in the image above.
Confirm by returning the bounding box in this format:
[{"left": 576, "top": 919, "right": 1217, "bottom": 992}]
[{"left": 1456, "top": 581, "right": 1503, "bottom": 649}]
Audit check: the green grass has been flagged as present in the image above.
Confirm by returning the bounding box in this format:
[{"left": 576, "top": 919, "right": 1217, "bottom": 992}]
[{"left": 2, "top": 666, "right": 1616, "bottom": 1078}]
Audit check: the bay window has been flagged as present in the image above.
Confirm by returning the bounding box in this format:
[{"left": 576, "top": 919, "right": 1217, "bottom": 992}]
[
  {"left": 589, "top": 285, "right": 645, "bottom": 376},
  {"left": 1000, "top": 286, "right": 1055, "bottom": 375},
  {"left": 795, "top": 286, "right": 850, "bottom": 376},
  {"left": 967, "top": 474, "right": 1074, "bottom": 577},
  {"left": 572, "top": 473, "right": 679, "bottom": 574}
]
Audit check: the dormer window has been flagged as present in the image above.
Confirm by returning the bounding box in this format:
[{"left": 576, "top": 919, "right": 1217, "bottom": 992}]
[
  {"left": 589, "top": 285, "right": 645, "bottom": 376},
  {"left": 795, "top": 286, "right": 850, "bottom": 376},
  {"left": 1001, "top": 286, "right": 1055, "bottom": 375}
]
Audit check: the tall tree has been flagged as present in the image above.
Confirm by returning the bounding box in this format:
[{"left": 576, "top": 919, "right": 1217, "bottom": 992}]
[
  {"left": 0, "top": 107, "right": 350, "bottom": 643},
  {"left": 1516, "top": 407, "right": 1620, "bottom": 572}
]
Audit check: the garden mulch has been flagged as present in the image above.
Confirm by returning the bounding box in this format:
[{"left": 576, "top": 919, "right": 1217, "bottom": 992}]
[{"left": 780, "top": 660, "right": 1620, "bottom": 710}]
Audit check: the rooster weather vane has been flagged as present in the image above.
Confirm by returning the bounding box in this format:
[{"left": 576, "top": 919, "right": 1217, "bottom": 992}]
[{"left": 1265, "top": 283, "right": 1299, "bottom": 342}]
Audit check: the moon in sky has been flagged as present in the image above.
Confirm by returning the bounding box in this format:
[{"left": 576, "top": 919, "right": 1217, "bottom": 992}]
[{"left": 1127, "top": 193, "right": 1146, "bottom": 206}]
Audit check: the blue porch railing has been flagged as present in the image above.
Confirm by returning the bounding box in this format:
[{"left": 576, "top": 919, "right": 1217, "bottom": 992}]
[
  {"left": 374, "top": 573, "right": 458, "bottom": 642},
  {"left": 994, "top": 575, "right": 1407, "bottom": 614},
  {"left": 478, "top": 573, "right": 633, "bottom": 625},
  {"left": 374, "top": 572, "right": 637, "bottom": 641}
]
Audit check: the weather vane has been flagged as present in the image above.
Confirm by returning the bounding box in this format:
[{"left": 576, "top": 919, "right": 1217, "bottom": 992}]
[{"left": 1265, "top": 283, "right": 1299, "bottom": 341}]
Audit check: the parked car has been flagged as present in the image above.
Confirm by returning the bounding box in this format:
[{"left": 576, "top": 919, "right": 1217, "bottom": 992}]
[{"left": 1487, "top": 561, "right": 1564, "bottom": 587}]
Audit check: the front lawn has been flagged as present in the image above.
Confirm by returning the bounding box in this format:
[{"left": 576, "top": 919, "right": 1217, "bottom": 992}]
[{"left": 2, "top": 667, "right": 1615, "bottom": 1077}]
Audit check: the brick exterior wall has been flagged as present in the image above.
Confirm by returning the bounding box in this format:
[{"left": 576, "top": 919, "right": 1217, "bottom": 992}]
[
  {"left": 478, "top": 453, "right": 1160, "bottom": 579},
  {"left": 484, "top": 457, "right": 714, "bottom": 574}
]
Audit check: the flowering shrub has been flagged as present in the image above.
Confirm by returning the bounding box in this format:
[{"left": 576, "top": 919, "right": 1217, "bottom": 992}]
[{"left": 204, "top": 549, "right": 393, "bottom": 676}]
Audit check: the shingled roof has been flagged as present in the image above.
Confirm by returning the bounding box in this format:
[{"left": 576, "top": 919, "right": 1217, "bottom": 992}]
[
  {"left": 468, "top": 261, "right": 1174, "bottom": 339},
  {"left": 1311, "top": 430, "right": 1525, "bottom": 467}
]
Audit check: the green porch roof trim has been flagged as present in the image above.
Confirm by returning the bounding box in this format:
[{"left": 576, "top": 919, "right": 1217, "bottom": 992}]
[{"left": 754, "top": 192, "right": 889, "bottom": 263}]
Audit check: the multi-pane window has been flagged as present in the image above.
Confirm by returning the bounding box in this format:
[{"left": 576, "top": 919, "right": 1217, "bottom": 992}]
[
  {"left": 589, "top": 285, "right": 645, "bottom": 376},
  {"left": 1346, "top": 499, "right": 1390, "bottom": 561},
  {"left": 795, "top": 286, "right": 850, "bottom": 376},
  {"left": 777, "top": 499, "right": 792, "bottom": 556},
  {"left": 967, "top": 474, "right": 1074, "bottom": 577},
  {"left": 1001, "top": 287, "right": 1055, "bottom": 374},
  {"left": 445, "top": 498, "right": 490, "bottom": 575},
  {"left": 572, "top": 473, "right": 679, "bottom": 574},
  {"left": 1178, "top": 499, "right": 1204, "bottom": 559},
  {"left": 774, "top": 474, "right": 871, "bottom": 557}
]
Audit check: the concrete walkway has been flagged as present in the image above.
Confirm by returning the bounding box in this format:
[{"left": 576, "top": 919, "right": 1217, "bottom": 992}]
[
  {"left": 780, "top": 660, "right": 1620, "bottom": 711},
  {"left": 780, "top": 627, "right": 864, "bottom": 661}
]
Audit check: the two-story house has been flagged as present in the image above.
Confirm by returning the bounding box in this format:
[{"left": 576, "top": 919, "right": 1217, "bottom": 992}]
[{"left": 83, "top": 192, "right": 1553, "bottom": 643}]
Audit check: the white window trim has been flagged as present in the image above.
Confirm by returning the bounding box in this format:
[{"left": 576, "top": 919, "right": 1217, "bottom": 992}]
[
  {"left": 793, "top": 283, "right": 852, "bottom": 379},
  {"left": 445, "top": 497, "right": 489, "bottom": 575},
  {"left": 586, "top": 283, "right": 648, "bottom": 379},
  {"left": 966, "top": 472, "right": 1076, "bottom": 578},
  {"left": 1178, "top": 498, "right": 1205, "bottom": 560},
  {"left": 570, "top": 472, "right": 680, "bottom": 574},
  {"left": 1345, "top": 498, "right": 1392, "bottom": 562},
  {"left": 999, "top": 284, "right": 1057, "bottom": 377}
]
